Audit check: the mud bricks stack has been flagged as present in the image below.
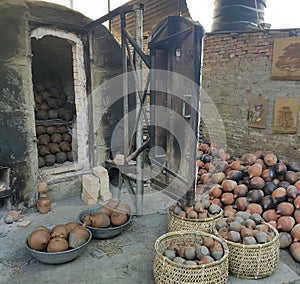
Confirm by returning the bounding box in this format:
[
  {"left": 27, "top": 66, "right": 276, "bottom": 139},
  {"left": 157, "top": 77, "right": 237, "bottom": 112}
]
[{"left": 81, "top": 166, "right": 112, "bottom": 205}]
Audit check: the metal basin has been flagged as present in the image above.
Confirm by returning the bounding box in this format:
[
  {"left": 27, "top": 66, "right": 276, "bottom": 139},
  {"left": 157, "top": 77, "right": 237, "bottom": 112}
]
[
  {"left": 25, "top": 226, "right": 92, "bottom": 264},
  {"left": 77, "top": 206, "right": 132, "bottom": 239}
]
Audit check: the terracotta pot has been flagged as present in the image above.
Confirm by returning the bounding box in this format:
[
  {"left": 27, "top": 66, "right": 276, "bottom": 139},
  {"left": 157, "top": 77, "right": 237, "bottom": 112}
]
[
  {"left": 277, "top": 216, "right": 295, "bottom": 232},
  {"left": 242, "top": 153, "right": 257, "bottom": 165},
  {"left": 294, "top": 210, "right": 300, "bottom": 223},
  {"left": 47, "top": 237, "right": 68, "bottom": 252},
  {"left": 264, "top": 153, "right": 277, "bottom": 166},
  {"left": 234, "top": 197, "right": 249, "bottom": 211},
  {"left": 249, "top": 176, "right": 265, "bottom": 190},
  {"left": 230, "top": 160, "right": 244, "bottom": 171},
  {"left": 51, "top": 224, "right": 69, "bottom": 239},
  {"left": 276, "top": 202, "right": 295, "bottom": 216},
  {"left": 65, "top": 222, "right": 79, "bottom": 234},
  {"left": 291, "top": 224, "right": 300, "bottom": 242},
  {"left": 37, "top": 195, "right": 51, "bottom": 214},
  {"left": 262, "top": 209, "right": 280, "bottom": 222},
  {"left": 233, "top": 184, "right": 248, "bottom": 198},
  {"left": 37, "top": 181, "right": 48, "bottom": 194},
  {"left": 28, "top": 229, "right": 50, "bottom": 251},
  {"left": 271, "top": 187, "right": 287, "bottom": 204},
  {"left": 247, "top": 189, "right": 264, "bottom": 203},
  {"left": 248, "top": 163, "right": 262, "bottom": 178},
  {"left": 90, "top": 212, "right": 111, "bottom": 228},
  {"left": 220, "top": 192, "right": 234, "bottom": 205},
  {"left": 290, "top": 242, "right": 300, "bottom": 262},
  {"left": 111, "top": 212, "right": 128, "bottom": 226},
  {"left": 246, "top": 203, "right": 263, "bottom": 215},
  {"left": 279, "top": 232, "right": 293, "bottom": 249},
  {"left": 69, "top": 224, "right": 90, "bottom": 248},
  {"left": 221, "top": 179, "right": 237, "bottom": 192}
]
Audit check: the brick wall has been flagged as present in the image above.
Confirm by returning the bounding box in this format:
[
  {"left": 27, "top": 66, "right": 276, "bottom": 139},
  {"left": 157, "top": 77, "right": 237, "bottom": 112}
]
[{"left": 201, "top": 29, "right": 300, "bottom": 162}]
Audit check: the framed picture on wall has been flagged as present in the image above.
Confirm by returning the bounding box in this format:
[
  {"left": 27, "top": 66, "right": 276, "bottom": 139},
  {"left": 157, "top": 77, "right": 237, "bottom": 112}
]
[
  {"left": 248, "top": 98, "right": 268, "bottom": 129},
  {"left": 273, "top": 98, "right": 298, "bottom": 134},
  {"left": 271, "top": 37, "right": 300, "bottom": 80}
]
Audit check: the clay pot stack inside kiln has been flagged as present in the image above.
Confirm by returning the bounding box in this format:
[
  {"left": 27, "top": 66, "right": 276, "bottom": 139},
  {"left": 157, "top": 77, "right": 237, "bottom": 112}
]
[{"left": 33, "top": 81, "right": 76, "bottom": 168}]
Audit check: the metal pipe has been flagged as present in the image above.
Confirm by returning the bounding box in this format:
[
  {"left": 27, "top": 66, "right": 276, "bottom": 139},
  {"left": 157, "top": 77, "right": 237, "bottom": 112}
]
[
  {"left": 121, "top": 13, "right": 128, "bottom": 180},
  {"left": 135, "top": 6, "right": 144, "bottom": 216},
  {"left": 108, "top": 0, "right": 111, "bottom": 31}
]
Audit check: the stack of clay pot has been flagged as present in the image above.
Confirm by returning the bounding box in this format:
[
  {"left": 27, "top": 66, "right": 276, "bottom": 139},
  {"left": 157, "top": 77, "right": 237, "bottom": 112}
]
[
  {"left": 36, "top": 181, "right": 51, "bottom": 214},
  {"left": 34, "top": 81, "right": 75, "bottom": 122},
  {"left": 34, "top": 81, "right": 76, "bottom": 168},
  {"left": 36, "top": 124, "right": 75, "bottom": 168},
  {"left": 196, "top": 143, "right": 300, "bottom": 262}
]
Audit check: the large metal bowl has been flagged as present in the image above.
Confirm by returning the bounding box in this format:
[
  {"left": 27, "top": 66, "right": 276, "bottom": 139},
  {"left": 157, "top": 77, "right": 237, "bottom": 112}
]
[
  {"left": 77, "top": 206, "right": 132, "bottom": 239},
  {"left": 25, "top": 225, "right": 92, "bottom": 264}
]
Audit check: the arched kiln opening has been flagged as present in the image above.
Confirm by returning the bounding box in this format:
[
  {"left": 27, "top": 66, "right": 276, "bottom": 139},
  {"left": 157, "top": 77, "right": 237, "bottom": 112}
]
[{"left": 31, "top": 28, "right": 90, "bottom": 178}]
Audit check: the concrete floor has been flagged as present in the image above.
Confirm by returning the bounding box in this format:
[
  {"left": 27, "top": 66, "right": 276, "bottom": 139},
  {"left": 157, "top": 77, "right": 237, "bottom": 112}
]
[{"left": 0, "top": 184, "right": 299, "bottom": 284}]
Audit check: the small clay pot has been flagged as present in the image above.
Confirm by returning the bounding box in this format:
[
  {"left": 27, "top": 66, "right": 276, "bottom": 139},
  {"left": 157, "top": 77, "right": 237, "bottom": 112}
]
[
  {"left": 68, "top": 224, "right": 89, "bottom": 248},
  {"left": 290, "top": 242, "right": 300, "bottom": 262},
  {"left": 47, "top": 237, "right": 68, "bottom": 252},
  {"left": 111, "top": 212, "right": 128, "bottom": 226},
  {"left": 221, "top": 179, "right": 237, "bottom": 192},
  {"left": 37, "top": 194, "right": 51, "bottom": 214},
  {"left": 262, "top": 209, "right": 280, "bottom": 222},
  {"left": 28, "top": 229, "right": 50, "bottom": 251},
  {"left": 233, "top": 184, "right": 248, "bottom": 198},
  {"left": 276, "top": 202, "right": 295, "bottom": 216},
  {"left": 291, "top": 224, "right": 300, "bottom": 242},
  {"left": 279, "top": 232, "right": 293, "bottom": 249},
  {"left": 277, "top": 216, "right": 295, "bottom": 232},
  {"left": 51, "top": 224, "right": 69, "bottom": 239},
  {"left": 90, "top": 212, "right": 111, "bottom": 228}
]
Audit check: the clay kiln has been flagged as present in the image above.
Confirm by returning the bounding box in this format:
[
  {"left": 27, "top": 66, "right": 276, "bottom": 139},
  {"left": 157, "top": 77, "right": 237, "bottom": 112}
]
[{"left": 0, "top": 0, "right": 123, "bottom": 205}]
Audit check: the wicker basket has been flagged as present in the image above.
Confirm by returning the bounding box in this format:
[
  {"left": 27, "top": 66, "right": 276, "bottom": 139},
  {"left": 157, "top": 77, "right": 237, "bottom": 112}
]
[
  {"left": 153, "top": 230, "right": 229, "bottom": 284},
  {"left": 168, "top": 207, "right": 223, "bottom": 233},
  {"left": 215, "top": 222, "right": 280, "bottom": 279}
]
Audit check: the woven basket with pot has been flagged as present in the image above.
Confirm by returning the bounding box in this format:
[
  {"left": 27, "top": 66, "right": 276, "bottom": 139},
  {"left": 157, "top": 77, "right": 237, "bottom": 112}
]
[
  {"left": 168, "top": 207, "right": 223, "bottom": 234},
  {"left": 153, "top": 230, "right": 229, "bottom": 284},
  {"left": 215, "top": 222, "right": 280, "bottom": 279}
]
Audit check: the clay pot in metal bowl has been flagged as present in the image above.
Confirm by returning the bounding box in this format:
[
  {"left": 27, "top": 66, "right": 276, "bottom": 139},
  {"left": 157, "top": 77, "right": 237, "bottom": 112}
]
[
  {"left": 25, "top": 225, "right": 92, "bottom": 264},
  {"left": 77, "top": 206, "right": 132, "bottom": 239}
]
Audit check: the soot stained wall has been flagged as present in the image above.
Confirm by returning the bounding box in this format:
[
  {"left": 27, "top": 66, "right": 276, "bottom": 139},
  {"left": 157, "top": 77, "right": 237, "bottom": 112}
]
[{"left": 0, "top": 0, "right": 123, "bottom": 204}]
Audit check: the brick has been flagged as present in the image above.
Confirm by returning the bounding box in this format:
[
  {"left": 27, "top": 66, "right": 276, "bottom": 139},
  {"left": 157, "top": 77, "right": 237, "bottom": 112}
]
[
  {"left": 82, "top": 174, "right": 100, "bottom": 188},
  {"left": 81, "top": 190, "right": 97, "bottom": 205},
  {"left": 82, "top": 189, "right": 98, "bottom": 201},
  {"left": 93, "top": 166, "right": 110, "bottom": 195},
  {"left": 82, "top": 185, "right": 99, "bottom": 199},
  {"left": 100, "top": 192, "right": 112, "bottom": 202},
  {"left": 92, "top": 166, "right": 108, "bottom": 179},
  {"left": 99, "top": 177, "right": 110, "bottom": 195}
]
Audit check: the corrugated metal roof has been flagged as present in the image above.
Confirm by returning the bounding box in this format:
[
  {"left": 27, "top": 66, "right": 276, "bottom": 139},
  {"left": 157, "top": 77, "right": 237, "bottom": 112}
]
[{"left": 110, "top": 0, "right": 191, "bottom": 38}]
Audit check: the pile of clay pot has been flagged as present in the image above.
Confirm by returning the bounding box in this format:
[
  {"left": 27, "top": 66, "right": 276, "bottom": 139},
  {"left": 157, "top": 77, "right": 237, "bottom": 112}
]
[
  {"left": 215, "top": 211, "right": 276, "bottom": 245},
  {"left": 171, "top": 202, "right": 222, "bottom": 219},
  {"left": 34, "top": 81, "right": 75, "bottom": 122},
  {"left": 196, "top": 143, "right": 300, "bottom": 262},
  {"left": 162, "top": 235, "right": 224, "bottom": 266},
  {"left": 83, "top": 200, "right": 131, "bottom": 228},
  {"left": 34, "top": 81, "right": 76, "bottom": 168},
  {"left": 28, "top": 222, "right": 89, "bottom": 252},
  {"left": 36, "top": 124, "right": 74, "bottom": 168}
]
